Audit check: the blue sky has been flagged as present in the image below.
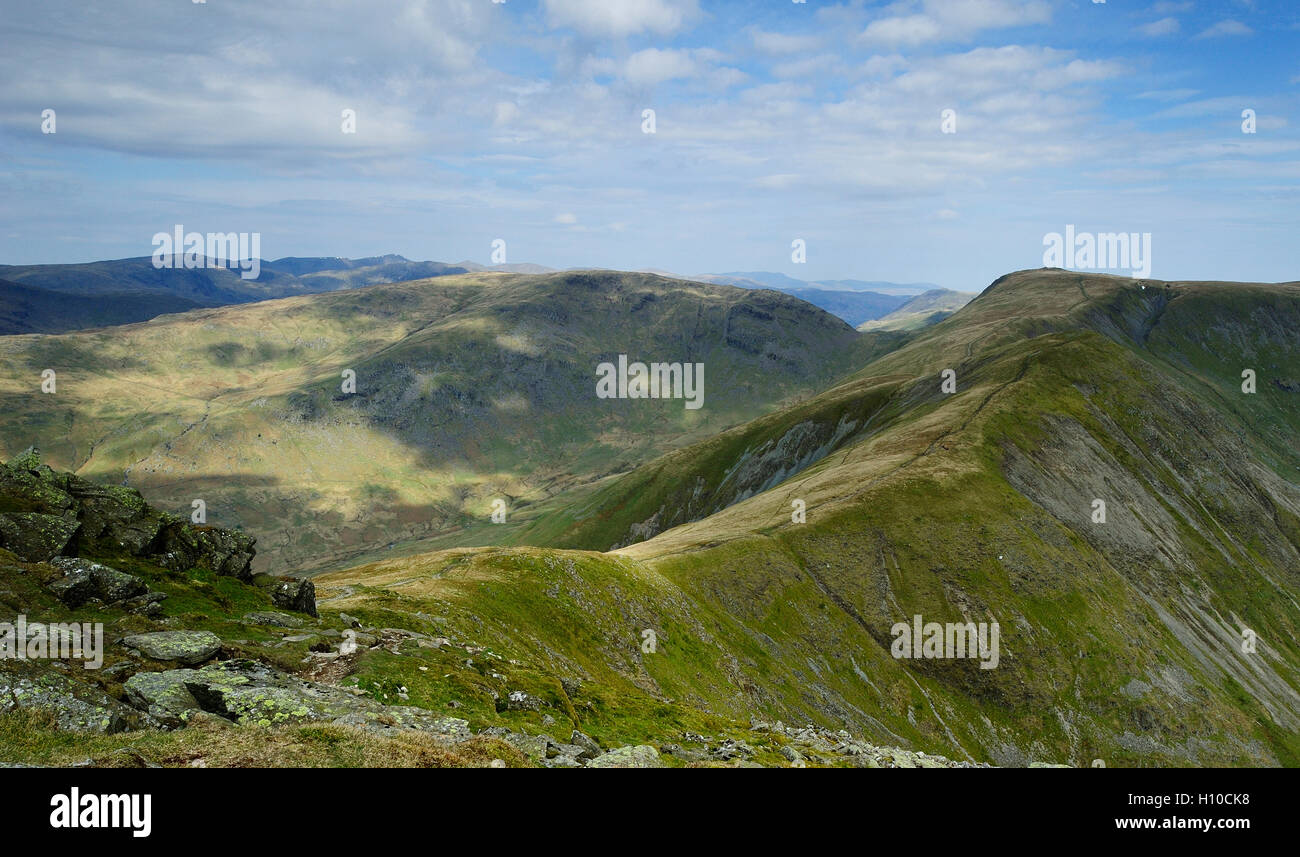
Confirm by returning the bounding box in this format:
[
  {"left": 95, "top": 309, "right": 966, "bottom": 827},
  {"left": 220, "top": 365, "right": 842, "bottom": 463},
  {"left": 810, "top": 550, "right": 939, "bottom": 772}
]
[{"left": 1, "top": 0, "right": 1297, "bottom": 290}]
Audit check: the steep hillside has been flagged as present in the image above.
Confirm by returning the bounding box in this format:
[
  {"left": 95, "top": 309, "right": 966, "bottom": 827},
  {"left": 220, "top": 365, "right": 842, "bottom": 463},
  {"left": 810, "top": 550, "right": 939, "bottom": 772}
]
[
  {"left": 0, "top": 257, "right": 313, "bottom": 306},
  {"left": 0, "top": 450, "right": 976, "bottom": 769},
  {"left": 332, "top": 269, "right": 1300, "bottom": 767},
  {"left": 779, "top": 288, "right": 908, "bottom": 327},
  {"left": 0, "top": 280, "right": 202, "bottom": 335},
  {"left": 696, "top": 272, "right": 940, "bottom": 294},
  {"left": 0, "top": 270, "right": 877, "bottom": 574},
  {"left": 6, "top": 267, "right": 1295, "bottom": 769},
  {"left": 689, "top": 273, "right": 936, "bottom": 326},
  {"left": 0, "top": 256, "right": 471, "bottom": 332},
  {"left": 858, "top": 288, "right": 976, "bottom": 331}
]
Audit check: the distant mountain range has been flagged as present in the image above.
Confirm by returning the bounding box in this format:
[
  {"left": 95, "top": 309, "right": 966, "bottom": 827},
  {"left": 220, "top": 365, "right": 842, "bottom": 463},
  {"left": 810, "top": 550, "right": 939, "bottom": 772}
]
[
  {"left": 6, "top": 266, "right": 1297, "bottom": 769},
  {"left": 857, "top": 288, "right": 977, "bottom": 331},
  {"left": 687, "top": 272, "right": 955, "bottom": 326},
  {"left": 0, "top": 279, "right": 204, "bottom": 335},
  {"left": 0, "top": 255, "right": 470, "bottom": 321},
  {"left": 0, "top": 256, "right": 946, "bottom": 334},
  {"left": 0, "top": 269, "right": 882, "bottom": 574},
  {"left": 691, "top": 272, "right": 941, "bottom": 295}
]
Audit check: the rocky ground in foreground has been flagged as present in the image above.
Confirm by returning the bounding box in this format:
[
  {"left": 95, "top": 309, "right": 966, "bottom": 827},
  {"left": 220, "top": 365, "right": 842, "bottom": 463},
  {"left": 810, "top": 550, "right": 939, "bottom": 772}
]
[{"left": 0, "top": 449, "right": 1033, "bottom": 768}]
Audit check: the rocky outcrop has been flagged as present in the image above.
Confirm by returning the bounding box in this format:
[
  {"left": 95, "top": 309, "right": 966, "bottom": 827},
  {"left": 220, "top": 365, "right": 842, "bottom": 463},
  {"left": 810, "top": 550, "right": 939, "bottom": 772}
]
[
  {"left": 243, "top": 611, "right": 304, "bottom": 628},
  {"left": 0, "top": 448, "right": 255, "bottom": 579},
  {"left": 42, "top": 557, "right": 168, "bottom": 617},
  {"left": 121, "top": 631, "right": 222, "bottom": 666},
  {"left": 0, "top": 513, "right": 80, "bottom": 563},
  {"left": 123, "top": 659, "right": 471, "bottom": 736},
  {"left": 586, "top": 745, "right": 663, "bottom": 768},
  {"left": 0, "top": 661, "right": 157, "bottom": 733},
  {"left": 151, "top": 522, "right": 256, "bottom": 582},
  {"left": 253, "top": 574, "right": 317, "bottom": 617}
]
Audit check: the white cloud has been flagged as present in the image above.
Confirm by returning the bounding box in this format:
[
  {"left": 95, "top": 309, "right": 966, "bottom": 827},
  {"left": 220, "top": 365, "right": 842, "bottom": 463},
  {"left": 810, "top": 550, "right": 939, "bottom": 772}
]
[
  {"left": 749, "top": 28, "right": 823, "bottom": 55},
  {"left": 1195, "top": 20, "right": 1254, "bottom": 39},
  {"left": 3, "top": 0, "right": 1296, "bottom": 287},
  {"left": 1151, "top": 96, "right": 1262, "bottom": 119},
  {"left": 581, "top": 47, "right": 741, "bottom": 89},
  {"left": 494, "top": 102, "right": 521, "bottom": 126},
  {"left": 861, "top": 14, "right": 942, "bottom": 47},
  {"left": 1134, "top": 88, "right": 1201, "bottom": 102},
  {"left": 772, "top": 55, "right": 843, "bottom": 79},
  {"left": 0, "top": 0, "right": 496, "bottom": 160},
  {"left": 624, "top": 48, "right": 699, "bottom": 86},
  {"left": 860, "top": 0, "right": 1051, "bottom": 47},
  {"left": 1138, "top": 17, "right": 1181, "bottom": 37},
  {"left": 542, "top": 0, "right": 699, "bottom": 38}
]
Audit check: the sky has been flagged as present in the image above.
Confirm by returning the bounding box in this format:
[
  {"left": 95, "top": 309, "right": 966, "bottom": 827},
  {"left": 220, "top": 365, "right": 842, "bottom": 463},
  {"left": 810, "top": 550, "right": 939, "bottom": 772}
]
[{"left": 1, "top": 0, "right": 1298, "bottom": 291}]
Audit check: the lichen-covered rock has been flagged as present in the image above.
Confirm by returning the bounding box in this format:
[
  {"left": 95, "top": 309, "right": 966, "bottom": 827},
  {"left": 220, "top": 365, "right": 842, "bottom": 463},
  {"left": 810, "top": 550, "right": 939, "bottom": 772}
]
[
  {"left": 121, "top": 631, "right": 222, "bottom": 666},
  {"left": 118, "top": 591, "right": 167, "bottom": 617},
  {"left": 153, "top": 521, "right": 256, "bottom": 582},
  {"left": 0, "top": 450, "right": 256, "bottom": 579},
  {"left": 43, "top": 566, "right": 96, "bottom": 607},
  {"left": 243, "top": 611, "right": 304, "bottom": 628},
  {"left": 330, "top": 710, "right": 472, "bottom": 738},
  {"left": 586, "top": 745, "right": 663, "bottom": 768},
  {"left": 122, "top": 669, "right": 203, "bottom": 728},
  {"left": 122, "top": 658, "right": 474, "bottom": 737},
  {"left": 47, "top": 557, "right": 148, "bottom": 607},
  {"left": 0, "top": 513, "right": 79, "bottom": 562},
  {"left": 709, "top": 738, "right": 755, "bottom": 760},
  {"left": 570, "top": 730, "right": 602, "bottom": 760},
  {"left": 67, "top": 481, "right": 166, "bottom": 556},
  {"left": 0, "top": 448, "right": 77, "bottom": 517},
  {"left": 0, "top": 661, "right": 156, "bottom": 733},
  {"left": 500, "top": 732, "right": 549, "bottom": 761},
  {"left": 253, "top": 574, "right": 317, "bottom": 616}
]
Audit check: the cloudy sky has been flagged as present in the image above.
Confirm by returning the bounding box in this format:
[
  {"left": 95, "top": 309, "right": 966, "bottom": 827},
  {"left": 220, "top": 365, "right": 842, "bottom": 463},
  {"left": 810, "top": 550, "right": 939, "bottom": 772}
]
[{"left": 1, "top": 0, "right": 1297, "bottom": 289}]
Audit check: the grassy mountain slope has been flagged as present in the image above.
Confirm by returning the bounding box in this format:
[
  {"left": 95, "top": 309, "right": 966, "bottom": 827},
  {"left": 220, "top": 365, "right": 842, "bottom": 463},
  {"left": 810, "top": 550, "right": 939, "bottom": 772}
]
[
  {"left": 0, "top": 257, "right": 309, "bottom": 306},
  {"left": 0, "top": 452, "right": 971, "bottom": 769},
  {"left": 315, "top": 269, "right": 1300, "bottom": 767},
  {"left": 0, "top": 270, "right": 876, "bottom": 575},
  {"left": 0, "top": 256, "right": 471, "bottom": 332},
  {"left": 0, "top": 279, "right": 202, "bottom": 335},
  {"left": 690, "top": 273, "right": 937, "bottom": 326},
  {"left": 696, "top": 272, "right": 940, "bottom": 294},
  {"left": 780, "top": 288, "right": 909, "bottom": 327},
  {"left": 858, "top": 288, "right": 976, "bottom": 331}
]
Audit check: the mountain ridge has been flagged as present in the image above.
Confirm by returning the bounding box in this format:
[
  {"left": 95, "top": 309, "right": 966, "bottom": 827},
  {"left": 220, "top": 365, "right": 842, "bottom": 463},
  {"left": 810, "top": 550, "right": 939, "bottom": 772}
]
[
  {"left": 347, "top": 268, "right": 1300, "bottom": 767},
  {"left": 0, "top": 269, "right": 882, "bottom": 575},
  {"left": 2, "top": 266, "right": 1297, "bottom": 768}
]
